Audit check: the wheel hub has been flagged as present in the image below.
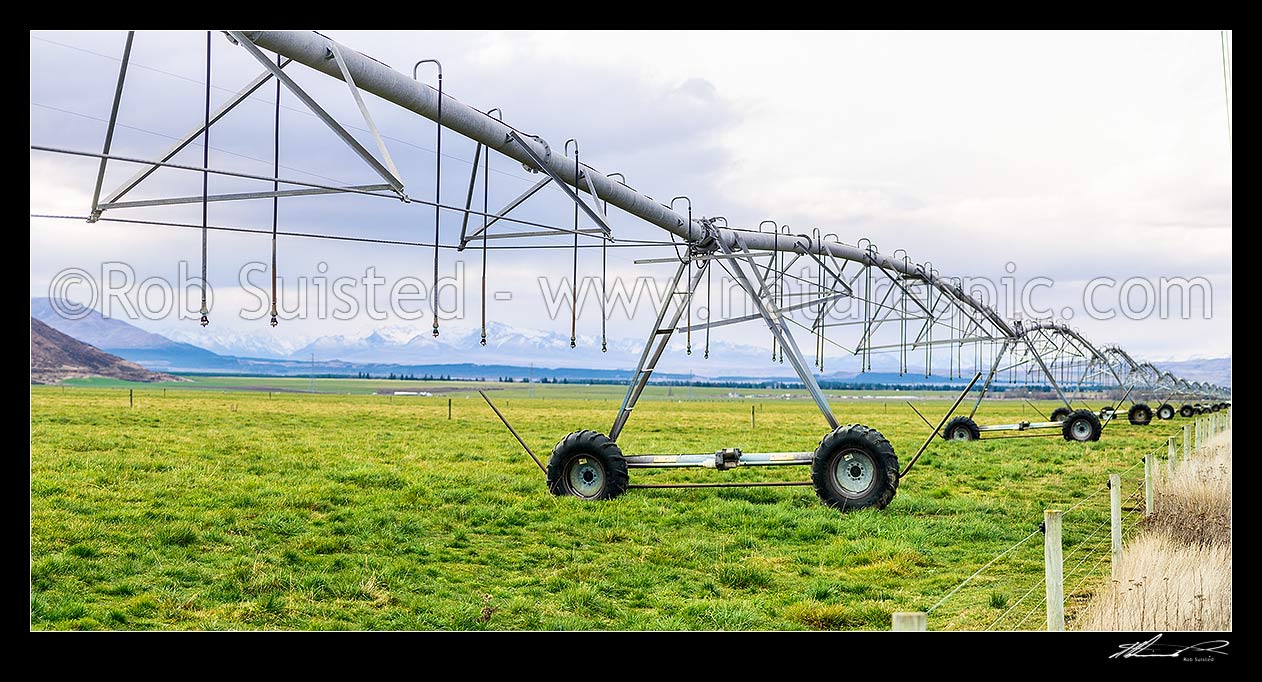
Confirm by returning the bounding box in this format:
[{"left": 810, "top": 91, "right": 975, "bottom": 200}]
[
  {"left": 833, "top": 450, "right": 875, "bottom": 496},
  {"left": 566, "top": 458, "right": 605, "bottom": 499},
  {"left": 1071, "top": 420, "right": 1092, "bottom": 440}
]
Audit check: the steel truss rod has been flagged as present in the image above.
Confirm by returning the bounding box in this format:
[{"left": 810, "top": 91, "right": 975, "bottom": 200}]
[
  {"left": 227, "top": 31, "right": 405, "bottom": 196},
  {"left": 858, "top": 336, "right": 999, "bottom": 352},
  {"left": 101, "top": 184, "right": 393, "bottom": 210},
  {"left": 32, "top": 212, "right": 682, "bottom": 252},
  {"left": 784, "top": 314, "right": 857, "bottom": 356},
  {"left": 464, "top": 176, "right": 552, "bottom": 240},
  {"left": 610, "top": 259, "right": 708, "bottom": 441},
  {"left": 457, "top": 142, "right": 483, "bottom": 249},
  {"left": 633, "top": 252, "right": 775, "bottom": 265},
  {"left": 1015, "top": 324, "right": 1073, "bottom": 410},
  {"left": 677, "top": 291, "right": 853, "bottom": 334},
  {"left": 33, "top": 146, "right": 628, "bottom": 238},
  {"left": 476, "top": 228, "right": 605, "bottom": 241},
  {"left": 88, "top": 31, "right": 134, "bottom": 221},
  {"left": 854, "top": 276, "right": 903, "bottom": 356},
  {"left": 968, "top": 338, "right": 1011, "bottom": 419},
  {"left": 902, "top": 371, "right": 982, "bottom": 478},
  {"left": 508, "top": 131, "right": 611, "bottom": 238},
  {"left": 803, "top": 251, "right": 855, "bottom": 298},
  {"left": 327, "top": 41, "right": 402, "bottom": 184},
  {"left": 628, "top": 481, "right": 813, "bottom": 489},
  {"left": 98, "top": 56, "right": 294, "bottom": 210},
  {"left": 721, "top": 233, "right": 838, "bottom": 429}
]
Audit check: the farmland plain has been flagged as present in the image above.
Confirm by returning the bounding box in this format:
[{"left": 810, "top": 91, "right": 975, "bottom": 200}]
[{"left": 31, "top": 380, "right": 1179, "bottom": 630}]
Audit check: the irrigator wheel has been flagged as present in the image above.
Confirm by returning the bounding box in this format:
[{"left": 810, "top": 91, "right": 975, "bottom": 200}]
[
  {"left": 1050, "top": 407, "right": 1072, "bottom": 422},
  {"left": 811, "top": 424, "right": 899, "bottom": 511},
  {"left": 1179, "top": 404, "right": 1195, "bottom": 418},
  {"left": 1156, "top": 403, "right": 1175, "bottom": 420},
  {"left": 1062, "top": 409, "right": 1103, "bottom": 442},
  {"left": 1211, "top": 403, "right": 1221, "bottom": 412},
  {"left": 546, "top": 430, "right": 629, "bottom": 501},
  {"left": 942, "top": 415, "right": 981, "bottom": 442},
  {"left": 1127, "top": 403, "right": 1153, "bottom": 426}
]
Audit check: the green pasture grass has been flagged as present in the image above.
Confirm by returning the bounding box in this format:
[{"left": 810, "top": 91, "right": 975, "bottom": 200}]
[{"left": 30, "top": 384, "right": 1178, "bottom": 630}]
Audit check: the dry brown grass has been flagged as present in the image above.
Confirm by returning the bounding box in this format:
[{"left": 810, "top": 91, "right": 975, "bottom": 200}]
[
  {"left": 1073, "top": 533, "right": 1231, "bottom": 630},
  {"left": 1073, "top": 428, "right": 1231, "bottom": 631},
  {"left": 1148, "top": 433, "right": 1232, "bottom": 547}
]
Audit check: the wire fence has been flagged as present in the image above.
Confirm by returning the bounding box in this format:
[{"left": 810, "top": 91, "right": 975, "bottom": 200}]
[{"left": 912, "top": 409, "right": 1230, "bottom": 631}]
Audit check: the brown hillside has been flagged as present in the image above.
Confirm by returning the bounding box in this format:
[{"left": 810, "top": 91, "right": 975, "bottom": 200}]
[{"left": 31, "top": 317, "right": 180, "bottom": 384}]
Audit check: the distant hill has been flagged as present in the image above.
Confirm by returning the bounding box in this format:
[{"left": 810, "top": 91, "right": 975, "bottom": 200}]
[
  {"left": 30, "top": 318, "right": 180, "bottom": 384},
  {"left": 31, "top": 298, "right": 234, "bottom": 372},
  {"left": 1153, "top": 357, "right": 1231, "bottom": 388}
]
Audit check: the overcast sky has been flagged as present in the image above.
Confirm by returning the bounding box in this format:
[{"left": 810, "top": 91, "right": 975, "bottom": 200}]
[{"left": 30, "top": 30, "right": 1232, "bottom": 366}]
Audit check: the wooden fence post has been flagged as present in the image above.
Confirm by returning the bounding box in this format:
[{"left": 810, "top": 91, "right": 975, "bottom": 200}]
[
  {"left": 891, "top": 612, "right": 927, "bottom": 631},
  {"left": 129, "top": 389, "right": 133, "bottom": 408},
  {"left": 448, "top": 398, "right": 453, "bottom": 420},
  {"left": 1167, "top": 436, "right": 1176, "bottom": 477},
  {"left": 1183, "top": 424, "right": 1190, "bottom": 461},
  {"left": 1144, "top": 453, "right": 1154, "bottom": 517},
  {"left": 1109, "top": 474, "right": 1122, "bottom": 579},
  {"left": 1044, "top": 509, "right": 1064, "bottom": 631}
]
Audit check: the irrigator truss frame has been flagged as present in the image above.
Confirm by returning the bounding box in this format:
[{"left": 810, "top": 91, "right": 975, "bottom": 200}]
[{"left": 31, "top": 29, "right": 1230, "bottom": 510}]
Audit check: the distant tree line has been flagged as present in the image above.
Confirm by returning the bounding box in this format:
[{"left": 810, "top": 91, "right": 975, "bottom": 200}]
[{"left": 235, "top": 370, "right": 1113, "bottom": 392}]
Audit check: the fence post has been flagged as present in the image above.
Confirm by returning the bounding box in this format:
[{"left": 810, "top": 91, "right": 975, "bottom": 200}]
[
  {"left": 891, "top": 612, "right": 927, "bottom": 631},
  {"left": 448, "top": 398, "right": 452, "bottom": 420},
  {"left": 1044, "top": 509, "right": 1064, "bottom": 631},
  {"left": 1109, "top": 474, "right": 1122, "bottom": 579},
  {"left": 1183, "top": 424, "right": 1190, "bottom": 461},
  {"left": 1144, "top": 454, "right": 1154, "bottom": 517},
  {"left": 129, "top": 389, "right": 133, "bottom": 408},
  {"left": 752, "top": 405, "right": 756, "bottom": 429},
  {"left": 1167, "top": 436, "right": 1176, "bottom": 477}
]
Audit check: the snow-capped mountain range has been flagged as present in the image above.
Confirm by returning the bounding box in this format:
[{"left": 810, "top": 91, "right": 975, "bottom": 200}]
[
  {"left": 165, "top": 320, "right": 821, "bottom": 376},
  {"left": 32, "top": 298, "right": 1231, "bottom": 385}
]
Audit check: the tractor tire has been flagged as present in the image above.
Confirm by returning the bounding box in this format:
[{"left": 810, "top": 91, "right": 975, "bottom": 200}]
[
  {"left": 1156, "top": 403, "right": 1175, "bottom": 420},
  {"left": 1050, "top": 407, "right": 1072, "bottom": 423},
  {"left": 1127, "top": 403, "right": 1153, "bottom": 426},
  {"left": 1211, "top": 403, "right": 1221, "bottom": 412},
  {"left": 546, "top": 430, "right": 629, "bottom": 501},
  {"left": 1179, "top": 404, "right": 1195, "bottom": 418},
  {"left": 942, "top": 415, "right": 982, "bottom": 441},
  {"left": 811, "top": 424, "right": 899, "bottom": 511},
  {"left": 1062, "top": 409, "right": 1103, "bottom": 442}
]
